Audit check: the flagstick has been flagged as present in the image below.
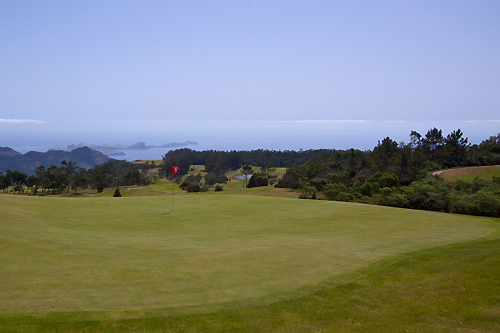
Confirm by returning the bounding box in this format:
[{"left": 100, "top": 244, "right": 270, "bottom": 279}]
[{"left": 170, "top": 165, "right": 180, "bottom": 213}]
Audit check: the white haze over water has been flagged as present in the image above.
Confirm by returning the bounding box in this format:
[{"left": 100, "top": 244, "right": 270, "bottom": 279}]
[{"left": 1, "top": 120, "right": 499, "bottom": 161}]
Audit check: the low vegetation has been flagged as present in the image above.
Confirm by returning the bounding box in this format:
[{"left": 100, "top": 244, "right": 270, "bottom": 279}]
[{"left": 1, "top": 192, "right": 498, "bottom": 331}]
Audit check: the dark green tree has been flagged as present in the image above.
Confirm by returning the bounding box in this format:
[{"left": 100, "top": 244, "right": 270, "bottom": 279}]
[
  {"left": 372, "top": 137, "right": 398, "bottom": 172},
  {"left": 241, "top": 165, "right": 253, "bottom": 188},
  {"left": 247, "top": 172, "right": 269, "bottom": 188},
  {"left": 422, "top": 127, "right": 444, "bottom": 162},
  {"left": 444, "top": 129, "right": 468, "bottom": 167},
  {"left": 113, "top": 188, "right": 122, "bottom": 197},
  {"left": 260, "top": 161, "right": 276, "bottom": 178}
]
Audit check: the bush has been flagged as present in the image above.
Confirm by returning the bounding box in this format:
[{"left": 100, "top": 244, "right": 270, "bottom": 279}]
[
  {"left": 14, "top": 184, "right": 23, "bottom": 194},
  {"left": 471, "top": 191, "right": 500, "bottom": 217},
  {"left": 359, "top": 182, "right": 374, "bottom": 197},
  {"left": 324, "top": 183, "right": 348, "bottom": 201},
  {"left": 247, "top": 175, "right": 269, "bottom": 188},
  {"left": 449, "top": 194, "right": 473, "bottom": 215},
  {"left": 375, "top": 192, "right": 408, "bottom": 208},
  {"left": 378, "top": 187, "right": 393, "bottom": 196},
  {"left": 113, "top": 188, "right": 122, "bottom": 197},
  {"left": 378, "top": 172, "right": 399, "bottom": 188},
  {"left": 180, "top": 181, "right": 201, "bottom": 193},
  {"left": 215, "top": 184, "right": 223, "bottom": 191},
  {"left": 336, "top": 192, "right": 353, "bottom": 202}
]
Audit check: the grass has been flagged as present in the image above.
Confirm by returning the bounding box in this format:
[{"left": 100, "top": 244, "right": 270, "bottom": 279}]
[
  {"left": 438, "top": 165, "right": 500, "bottom": 182},
  {"left": 130, "top": 159, "right": 163, "bottom": 164},
  {"left": 1, "top": 185, "right": 499, "bottom": 331}
]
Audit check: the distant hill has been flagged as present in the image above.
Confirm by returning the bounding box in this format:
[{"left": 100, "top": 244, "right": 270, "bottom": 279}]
[
  {"left": 0, "top": 147, "right": 22, "bottom": 157},
  {"left": 63, "top": 141, "right": 198, "bottom": 156},
  {"left": 0, "top": 146, "right": 110, "bottom": 175}
]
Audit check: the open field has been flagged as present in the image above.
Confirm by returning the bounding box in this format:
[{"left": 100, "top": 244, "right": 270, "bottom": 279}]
[
  {"left": 1, "top": 190, "right": 499, "bottom": 331},
  {"left": 437, "top": 165, "right": 500, "bottom": 182}
]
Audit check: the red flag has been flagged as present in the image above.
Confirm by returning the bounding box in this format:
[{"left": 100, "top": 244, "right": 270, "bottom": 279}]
[{"left": 171, "top": 166, "right": 180, "bottom": 174}]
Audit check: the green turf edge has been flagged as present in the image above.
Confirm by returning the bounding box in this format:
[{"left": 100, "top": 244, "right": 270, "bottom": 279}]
[
  {"left": 2, "top": 230, "right": 499, "bottom": 332},
  {"left": 439, "top": 165, "right": 500, "bottom": 182}
]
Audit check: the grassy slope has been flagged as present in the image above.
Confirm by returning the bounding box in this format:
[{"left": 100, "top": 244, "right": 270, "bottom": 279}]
[
  {"left": 6, "top": 238, "right": 497, "bottom": 332},
  {"left": 1, "top": 183, "right": 499, "bottom": 331},
  {"left": 438, "top": 165, "right": 500, "bottom": 182}
]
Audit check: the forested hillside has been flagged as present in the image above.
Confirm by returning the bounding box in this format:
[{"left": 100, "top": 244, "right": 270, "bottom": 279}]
[
  {"left": 0, "top": 146, "right": 110, "bottom": 175},
  {"left": 271, "top": 128, "right": 500, "bottom": 217}
]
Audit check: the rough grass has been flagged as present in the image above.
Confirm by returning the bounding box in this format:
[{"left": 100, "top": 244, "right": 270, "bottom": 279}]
[
  {"left": 438, "top": 165, "right": 500, "bottom": 182},
  {"left": 1, "top": 189, "right": 499, "bottom": 331}
]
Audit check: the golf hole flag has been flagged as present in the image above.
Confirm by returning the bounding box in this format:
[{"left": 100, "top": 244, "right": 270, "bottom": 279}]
[{"left": 171, "top": 166, "right": 180, "bottom": 174}]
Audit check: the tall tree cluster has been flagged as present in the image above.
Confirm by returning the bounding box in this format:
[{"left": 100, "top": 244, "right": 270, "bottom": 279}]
[
  {"left": 159, "top": 148, "right": 340, "bottom": 177},
  {"left": 273, "top": 128, "right": 500, "bottom": 217},
  {"left": 1, "top": 160, "right": 154, "bottom": 194}
]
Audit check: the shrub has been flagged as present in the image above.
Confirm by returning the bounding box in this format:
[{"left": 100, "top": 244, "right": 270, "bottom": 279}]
[
  {"left": 471, "top": 191, "right": 500, "bottom": 217},
  {"left": 336, "top": 192, "right": 353, "bottom": 202},
  {"left": 449, "top": 194, "right": 473, "bottom": 215},
  {"left": 247, "top": 175, "right": 269, "bottom": 188},
  {"left": 378, "top": 187, "right": 393, "bottom": 196},
  {"left": 308, "top": 178, "right": 329, "bottom": 192},
  {"left": 359, "top": 182, "right": 374, "bottom": 197},
  {"left": 324, "top": 183, "right": 348, "bottom": 201},
  {"left": 375, "top": 193, "right": 408, "bottom": 208},
  {"left": 378, "top": 172, "right": 399, "bottom": 188},
  {"left": 14, "top": 184, "right": 23, "bottom": 194},
  {"left": 299, "top": 184, "right": 316, "bottom": 199},
  {"left": 113, "top": 188, "right": 122, "bottom": 197},
  {"left": 215, "top": 184, "right": 223, "bottom": 191},
  {"left": 180, "top": 181, "right": 201, "bottom": 193}
]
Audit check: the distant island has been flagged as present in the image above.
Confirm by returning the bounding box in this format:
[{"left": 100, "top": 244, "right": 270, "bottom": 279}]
[{"left": 62, "top": 141, "right": 198, "bottom": 156}]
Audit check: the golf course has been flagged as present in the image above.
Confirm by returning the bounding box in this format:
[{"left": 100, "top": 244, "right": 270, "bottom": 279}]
[{"left": 1, "top": 177, "right": 499, "bottom": 332}]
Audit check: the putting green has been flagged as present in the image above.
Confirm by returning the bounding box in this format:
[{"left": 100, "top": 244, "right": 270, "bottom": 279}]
[{"left": 0, "top": 194, "right": 496, "bottom": 316}]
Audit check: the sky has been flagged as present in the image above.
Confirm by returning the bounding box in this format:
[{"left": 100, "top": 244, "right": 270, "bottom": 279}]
[{"left": 1, "top": 1, "right": 500, "bottom": 157}]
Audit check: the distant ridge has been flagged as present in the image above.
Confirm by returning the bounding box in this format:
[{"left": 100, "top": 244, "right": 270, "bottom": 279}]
[
  {"left": 63, "top": 141, "right": 198, "bottom": 156},
  {"left": 0, "top": 146, "right": 109, "bottom": 175},
  {"left": 0, "top": 147, "right": 22, "bottom": 157}
]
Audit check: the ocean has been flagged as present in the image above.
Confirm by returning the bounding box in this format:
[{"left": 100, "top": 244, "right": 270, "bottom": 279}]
[{"left": 1, "top": 120, "right": 498, "bottom": 161}]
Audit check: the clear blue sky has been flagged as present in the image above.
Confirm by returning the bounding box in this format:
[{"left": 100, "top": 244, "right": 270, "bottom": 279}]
[{"left": 1, "top": 0, "right": 499, "bottom": 124}]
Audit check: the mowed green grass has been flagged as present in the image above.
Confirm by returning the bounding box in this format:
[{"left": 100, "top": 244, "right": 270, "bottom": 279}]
[
  {"left": 439, "top": 165, "right": 500, "bottom": 182},
  {"left": 1, "top": 193, "right": 499, "bottom": 331},
  {"left": 9, "top": 237, "right": 498, "bottom": 332}
]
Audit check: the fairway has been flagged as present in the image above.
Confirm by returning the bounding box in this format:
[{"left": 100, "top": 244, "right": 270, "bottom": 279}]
[
  {"left": 437, "top": 165, "right": 500, "bottom": 182},
  {"left": 0, "top": 194, "right": 497, "bottom": 320}
]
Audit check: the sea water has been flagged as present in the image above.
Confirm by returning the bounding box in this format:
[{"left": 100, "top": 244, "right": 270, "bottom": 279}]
[{"left": 1, "top": 120, "right": 499, "bottom": 161}]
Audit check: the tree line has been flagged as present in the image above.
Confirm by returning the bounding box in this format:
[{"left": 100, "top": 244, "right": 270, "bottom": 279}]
[
  {"left": 158, "top": 148, "right": 339, "bottom": 177},
  {"left": 0, "top": 160, "right": 156, "bottom": 194},
  {"left": 274, "top": 128, "right": 500, "bottom": 217}
]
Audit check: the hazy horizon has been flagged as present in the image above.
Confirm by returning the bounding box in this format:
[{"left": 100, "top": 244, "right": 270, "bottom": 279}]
[
  {"left": 1, "top": 1, "right": 499, "bottom": 159},
  {"left": 2, "top": 119, "right": 498, "bottom": 161}
]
